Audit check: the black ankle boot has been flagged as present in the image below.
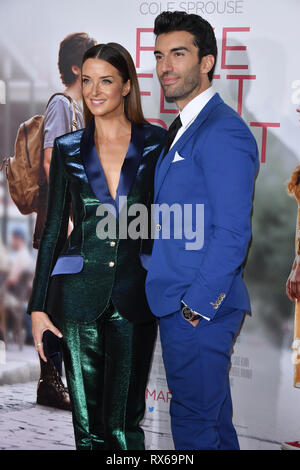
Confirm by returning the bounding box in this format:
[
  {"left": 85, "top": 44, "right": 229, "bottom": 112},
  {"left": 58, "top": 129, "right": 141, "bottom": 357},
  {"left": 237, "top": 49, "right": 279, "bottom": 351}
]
[{"left": 36, "top": 356, "right": 71, "bottom": 411}]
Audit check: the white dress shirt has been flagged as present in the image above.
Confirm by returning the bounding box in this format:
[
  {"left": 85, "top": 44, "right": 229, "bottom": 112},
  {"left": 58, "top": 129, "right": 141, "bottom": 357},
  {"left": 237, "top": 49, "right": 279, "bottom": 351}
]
[
  {"left": 171, "top": 86, "right": 216, "bottom": 149},
  {"left": 172, "top": 86, "right": 216, "bottom": 322}
]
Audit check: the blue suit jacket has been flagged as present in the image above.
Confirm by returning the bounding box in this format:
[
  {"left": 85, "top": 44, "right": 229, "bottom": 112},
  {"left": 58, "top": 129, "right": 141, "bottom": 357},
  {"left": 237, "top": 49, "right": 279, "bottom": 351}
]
[{"left": 145, "top": 93, "right": 259, "bottom": 320}]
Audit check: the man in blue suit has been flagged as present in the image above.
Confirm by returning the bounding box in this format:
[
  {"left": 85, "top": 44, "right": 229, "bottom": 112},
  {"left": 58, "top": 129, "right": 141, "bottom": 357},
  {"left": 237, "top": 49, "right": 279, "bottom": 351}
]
[{"left": 145, "top": 11, "right": 259, "bottom": 450}]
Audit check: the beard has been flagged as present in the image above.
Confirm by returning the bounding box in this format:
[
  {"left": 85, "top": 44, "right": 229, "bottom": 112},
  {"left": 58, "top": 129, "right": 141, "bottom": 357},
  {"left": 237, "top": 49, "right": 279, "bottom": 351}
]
[{"left": 160, "top": 65, "right": 202, "bottom": 103}]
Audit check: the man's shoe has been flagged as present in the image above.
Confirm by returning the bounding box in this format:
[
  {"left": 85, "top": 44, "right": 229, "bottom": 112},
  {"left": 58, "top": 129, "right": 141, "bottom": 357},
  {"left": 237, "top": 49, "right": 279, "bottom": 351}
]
[
  {"left": 281, "top": 441, "right": 300, "bottom": 450},
  {"left": 36, "top": 357, "right": 71, "bottom": 411}
]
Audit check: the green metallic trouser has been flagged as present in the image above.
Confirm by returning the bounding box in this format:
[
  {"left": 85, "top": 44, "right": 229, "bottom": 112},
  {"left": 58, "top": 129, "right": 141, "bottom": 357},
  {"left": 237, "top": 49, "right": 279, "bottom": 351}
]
[{"left": 55, "top": 302, "right": 157, "bottom": 450}]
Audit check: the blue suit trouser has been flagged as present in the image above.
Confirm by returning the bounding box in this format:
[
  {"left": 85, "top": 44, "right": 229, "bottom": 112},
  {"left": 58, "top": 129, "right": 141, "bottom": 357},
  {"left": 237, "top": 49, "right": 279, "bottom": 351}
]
[{"left": 159, "top": 306, "right": 245, "bottom": 450}]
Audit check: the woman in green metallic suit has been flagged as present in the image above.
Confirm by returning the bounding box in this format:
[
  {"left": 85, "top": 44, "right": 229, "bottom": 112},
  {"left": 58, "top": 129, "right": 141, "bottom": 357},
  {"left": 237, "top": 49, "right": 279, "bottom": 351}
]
[{"left": 27, "top": 43, "right": 166, "bottom": 450}]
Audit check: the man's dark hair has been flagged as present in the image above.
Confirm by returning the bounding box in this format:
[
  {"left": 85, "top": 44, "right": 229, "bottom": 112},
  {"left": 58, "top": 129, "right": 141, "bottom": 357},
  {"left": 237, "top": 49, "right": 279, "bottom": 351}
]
[
  {"left": 58, "top": 32, "right": 96, "bottom": 86},
  {"left": 154, "top": 11, "right": 217, "bottom": 82}
]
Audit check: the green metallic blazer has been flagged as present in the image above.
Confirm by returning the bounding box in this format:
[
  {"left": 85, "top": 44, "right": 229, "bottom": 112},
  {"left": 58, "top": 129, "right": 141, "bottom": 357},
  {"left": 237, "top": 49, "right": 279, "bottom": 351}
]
[{"left": 27, "top": 119, "right": 166, "bottom": 324}]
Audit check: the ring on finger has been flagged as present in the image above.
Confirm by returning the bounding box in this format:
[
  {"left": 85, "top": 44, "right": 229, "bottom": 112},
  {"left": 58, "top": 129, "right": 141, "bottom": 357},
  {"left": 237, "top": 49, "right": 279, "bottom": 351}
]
[{"left": 36, "top": 343, "right": 43, "bottom": 347}]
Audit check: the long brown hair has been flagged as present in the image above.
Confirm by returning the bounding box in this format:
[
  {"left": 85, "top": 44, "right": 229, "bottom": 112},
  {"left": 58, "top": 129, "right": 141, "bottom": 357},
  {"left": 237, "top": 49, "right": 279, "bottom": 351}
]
[{"left": 81, "top": 42, "right": 146, "bottom": 126}]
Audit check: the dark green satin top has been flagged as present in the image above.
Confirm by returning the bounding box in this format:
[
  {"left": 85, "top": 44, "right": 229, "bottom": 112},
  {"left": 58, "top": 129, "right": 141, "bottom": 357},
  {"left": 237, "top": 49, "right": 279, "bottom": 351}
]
[{"left": 27, "top": 120, "right": 166, "bottom": 324}]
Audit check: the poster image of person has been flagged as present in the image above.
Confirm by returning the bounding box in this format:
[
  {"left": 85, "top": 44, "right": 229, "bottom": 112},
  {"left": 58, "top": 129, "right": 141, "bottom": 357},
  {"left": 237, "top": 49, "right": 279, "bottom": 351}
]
[
  {"left": 281, "top": 106, "right": 300, "bottom": 451},
  {"left": 24, "top": 32, "right": 96, "bottom": 412}
]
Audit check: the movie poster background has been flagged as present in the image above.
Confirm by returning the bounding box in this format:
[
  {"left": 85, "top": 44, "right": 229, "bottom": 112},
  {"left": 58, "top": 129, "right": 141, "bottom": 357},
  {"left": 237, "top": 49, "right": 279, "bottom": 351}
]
[{"left": 0, "top": 0, "right": 300, "bottom": 450}]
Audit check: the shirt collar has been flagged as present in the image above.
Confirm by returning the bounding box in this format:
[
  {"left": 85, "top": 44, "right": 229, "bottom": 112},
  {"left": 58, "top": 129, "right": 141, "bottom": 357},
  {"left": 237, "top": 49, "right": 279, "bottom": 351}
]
[{"left": 179, "top": 86, "right": 216, "bottom": 129}]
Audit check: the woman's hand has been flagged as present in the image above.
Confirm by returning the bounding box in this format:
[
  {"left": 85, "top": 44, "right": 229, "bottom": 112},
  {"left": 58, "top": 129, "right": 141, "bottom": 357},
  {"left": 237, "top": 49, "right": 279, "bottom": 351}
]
[{"left": 31, "top": 311, "right": 63, "bottom": 362}]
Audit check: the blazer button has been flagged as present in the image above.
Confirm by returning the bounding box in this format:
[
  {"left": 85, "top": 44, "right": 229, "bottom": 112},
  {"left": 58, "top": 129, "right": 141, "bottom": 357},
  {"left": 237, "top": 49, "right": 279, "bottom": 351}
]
[
  {"left": 156, "top": 224, "right": 162, "bottom": 231},
  {"left": 110, "top": 241, "right": 116, "bottom": 247},
  {"left": 109, "top": 261, "right": 115, "bottom": 268}
]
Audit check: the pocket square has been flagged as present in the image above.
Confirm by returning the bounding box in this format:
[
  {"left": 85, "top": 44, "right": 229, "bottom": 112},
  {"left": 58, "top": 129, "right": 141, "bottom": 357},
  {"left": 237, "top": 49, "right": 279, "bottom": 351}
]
[
  {"left": 51, "top": 255, "right": 84, "bottom": 276},
  {"left": 172, "top": 151, "right": 185, "bottom": 162}
]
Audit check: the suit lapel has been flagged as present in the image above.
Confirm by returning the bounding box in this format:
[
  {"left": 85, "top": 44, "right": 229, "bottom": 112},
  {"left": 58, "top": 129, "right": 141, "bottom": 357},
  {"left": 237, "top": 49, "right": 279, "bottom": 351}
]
[
  {"left": 116, "top": 123, "right": 145, "bottom": 212},
  {"left": 154, "top": 93, "right": 223, "bottom": 201},
  {"left": 80, "top": 118, "right": 113, "bottom": 207},
  {"left": 80, "top": 118, "right": 145, "bottom": 215}
]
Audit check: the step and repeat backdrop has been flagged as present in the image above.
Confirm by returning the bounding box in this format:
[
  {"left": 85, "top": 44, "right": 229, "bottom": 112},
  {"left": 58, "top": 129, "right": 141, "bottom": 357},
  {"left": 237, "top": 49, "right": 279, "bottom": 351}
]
[{"left": 1, "top": 0, "right": 300, "bottom": 450}]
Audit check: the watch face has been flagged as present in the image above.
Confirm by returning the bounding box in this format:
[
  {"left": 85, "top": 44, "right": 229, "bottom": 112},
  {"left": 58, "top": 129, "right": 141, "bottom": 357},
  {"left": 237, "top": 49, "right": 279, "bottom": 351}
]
[{"left": 182, "top": 306, "right": 193, "bottom": 320}]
